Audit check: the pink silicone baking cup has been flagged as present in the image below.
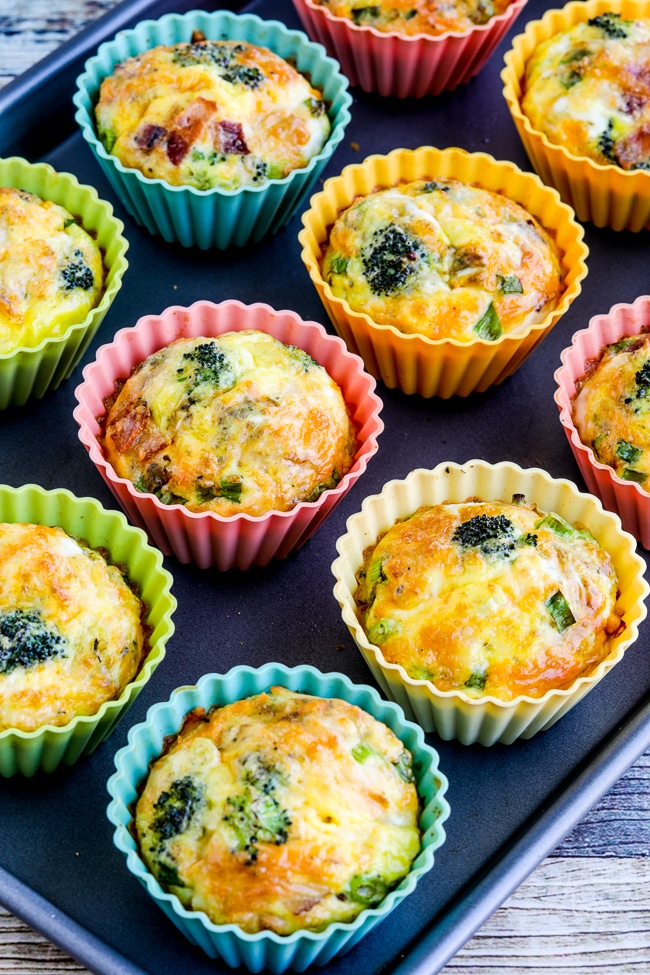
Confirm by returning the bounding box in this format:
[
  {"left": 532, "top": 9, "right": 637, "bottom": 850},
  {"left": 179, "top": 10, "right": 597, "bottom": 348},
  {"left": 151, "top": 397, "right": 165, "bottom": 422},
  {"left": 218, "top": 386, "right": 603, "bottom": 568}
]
[
  {"left": 555, "top": 295, "right": 650, "bottom": 548},
  {"left": 290, "top": 0, "right": 528, "bottom": 97},
  {"left": 73, "top": 300, "right": 383, "bottom": 570},
  {"left": 502, "top": 0, "right": 650, "bottom": 231}
]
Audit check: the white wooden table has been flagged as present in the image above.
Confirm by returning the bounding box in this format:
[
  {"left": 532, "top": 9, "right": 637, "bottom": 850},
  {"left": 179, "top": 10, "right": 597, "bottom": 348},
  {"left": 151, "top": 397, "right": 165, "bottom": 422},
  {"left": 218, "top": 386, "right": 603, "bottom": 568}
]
[{"left": 1, "top": 2, "right": 650, "bottom": 973}]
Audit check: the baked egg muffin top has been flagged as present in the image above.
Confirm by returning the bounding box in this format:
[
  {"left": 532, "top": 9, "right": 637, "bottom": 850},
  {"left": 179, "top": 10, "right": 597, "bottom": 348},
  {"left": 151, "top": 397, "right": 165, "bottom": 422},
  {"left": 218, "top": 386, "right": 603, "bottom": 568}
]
[
  {"left": 313, "top": 0, "right": 515, "bottom": 34},
  {"left": 354, "top": 498, "right": 622, "bottom": 701},
  {"left": 0, "top": 187, "right": 104, "bottom": 355},
  {"left": 95, "top": 38, "right": 331, "bottom": 191},
  {"left": 135, "top": 686, "right": 421, "bottom": 935},
  {"left": 573, "top": 330, "right": 650, "bottom": 488},
  {"left": 0, "top": 522, "right": 145, "bottom": 733},
  {"left": 102, "top": 330, "right": 357, "bottom": 517},
  {"left": 521, "top": 12, "right": 650, "bottom": 170},
  {"left": 321, "top": 178, "right": 563, "bottom": 343}
]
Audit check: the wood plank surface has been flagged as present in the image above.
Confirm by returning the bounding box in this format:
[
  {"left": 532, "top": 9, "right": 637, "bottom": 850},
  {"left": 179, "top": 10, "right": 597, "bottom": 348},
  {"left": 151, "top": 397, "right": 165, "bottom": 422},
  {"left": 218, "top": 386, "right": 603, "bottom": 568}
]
[{"left": 1, "top": 2, "right": 650, "bottom": 973}]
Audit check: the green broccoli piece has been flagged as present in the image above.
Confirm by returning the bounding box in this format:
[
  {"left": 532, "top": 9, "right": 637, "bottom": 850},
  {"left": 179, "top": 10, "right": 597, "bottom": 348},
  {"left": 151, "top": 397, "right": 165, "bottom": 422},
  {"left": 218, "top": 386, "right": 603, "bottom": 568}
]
[
  {"left": 597, "top": 118, "right": 619, "bottom": 164},
  {"left": 351, "top": 6, "right": 381, "bottom": 25},
  {"left": 172, "top": 41, "right": 264, "bottom": 88},
  {"left": 452, "top": 514, "right": 518, "bottom": 558},
  {"left": 223, "top": 756, "right": 291, "bottom": 862},
  {"left": 60, "top": 249, "right": 95, "bottom": 291},
  {"left": 150, "top": 776, "right": 205, "bottom": 849},
  {"left": 616, "top": 440, "right": 642, "bottom": 465},
  {"left": 464, "top": 670, "right": 488, "bottom": 691},
  {"left": 497, "top": 274, "right": 523, "bottom": 295},
  {"left": 588, "top": 12, "right": 630, "bottom": 38},
  {"left": 0, "top": 609, "right": 67, "bottom": 674},
  {"left": 362, "top": 224, "right": 427, "bottom": 295},
  {"left": 180, "top": 342, "right": 236, "bottom": 391}
]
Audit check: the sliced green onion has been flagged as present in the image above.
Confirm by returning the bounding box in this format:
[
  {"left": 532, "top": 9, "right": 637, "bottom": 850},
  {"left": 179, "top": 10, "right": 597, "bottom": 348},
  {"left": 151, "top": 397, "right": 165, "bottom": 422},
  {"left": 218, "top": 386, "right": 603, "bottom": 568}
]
[{"left": 546, "top": 590, "right": 576, "bottom": 631}]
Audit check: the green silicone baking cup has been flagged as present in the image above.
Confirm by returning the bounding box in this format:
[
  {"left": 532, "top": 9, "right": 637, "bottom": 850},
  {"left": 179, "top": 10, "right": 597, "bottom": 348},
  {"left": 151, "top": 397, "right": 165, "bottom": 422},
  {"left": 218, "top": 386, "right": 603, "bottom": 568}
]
[
  {"left": 0, "top": 484, "right": 176, "bottom": 777},
  {"left": 0, "top": 156, "right": 129, "bottom": 409},
  {"left": 73, "top": 11, "right": 352, "bottom": 250},
  {"left": 107, "top": 663, "right": 450, "bottom": 973}
]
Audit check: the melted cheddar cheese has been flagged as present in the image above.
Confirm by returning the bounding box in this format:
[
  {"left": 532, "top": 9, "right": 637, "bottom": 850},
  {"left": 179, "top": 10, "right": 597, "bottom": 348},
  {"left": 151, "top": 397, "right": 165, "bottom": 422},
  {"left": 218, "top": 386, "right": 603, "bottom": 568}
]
[
  {"left": 0, "top": 187, "right": 104, "bottom": 355},
  {"left": 313, "top": 0, "right": 514, "bottom": 35},
  {"left": 95, "top": 39, "right": 331, "bottom": 191},
  {"left": 355, "top": 500, "right": 621, "bottom": 701},
  {"left": 522, "top": 12, "right": 650, "bottom": 170},
  {"left": 102, "top": 330, "right": 357, "bottom": 517},
  {"left": 135, "top": 686, "right": 421, "bottom": 934},
  {"left": 321, "top": 179, "right": 563, "bottom": 343},
  {"left": 573, "top": 331, "right": 650, "bottom": 488},
  {"left": 0, "top": 523, "right": 145, "bottom": 732}
]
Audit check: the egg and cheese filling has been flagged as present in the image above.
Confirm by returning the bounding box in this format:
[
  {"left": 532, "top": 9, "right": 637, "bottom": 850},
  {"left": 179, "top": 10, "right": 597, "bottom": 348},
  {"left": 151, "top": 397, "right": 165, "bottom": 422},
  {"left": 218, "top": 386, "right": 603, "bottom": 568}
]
[
  {"left": 321, "top": 179, "right": 563, "bottom": 343},
  {"left": 102, "top": 330, "right": 357, "bottom": 517},
  {"left": 522, "top": 12, "right": 650, "bottom": 170},
  {"left": 314, "top": 0, "right": 514, "bottom": 34},
  {"left": 573, "top": 331, "right": 650, "bottom": 488},
  {"left": 355, "top": 499, "right": 621, "bottom": 701},
  {"left": 0, "top": 187, "right": 103, "bottom": 355},
  {"left": 95, "top": 39, "right": 331, "bottom": 191},
  {"left": 135, "top": 686, "right": 421, "bottom": 935},
  {"left": 0, "top": 522, "right": 145, "bottom": 732}
]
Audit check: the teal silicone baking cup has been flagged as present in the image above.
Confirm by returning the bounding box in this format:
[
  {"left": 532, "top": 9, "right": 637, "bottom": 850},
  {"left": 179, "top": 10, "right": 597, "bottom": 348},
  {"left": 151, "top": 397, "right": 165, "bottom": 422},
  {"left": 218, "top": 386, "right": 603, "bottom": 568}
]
[
  {"left": 0, "top": 156, "right": 128, "bottom": 409},
  {"left": 73, "top": 11, "right": 352, "bottom": 250},
  {"left": 0, "top": 484, "right": 176, "bottom": 777},
  {"left": 107, "top": 663, "right": 449, "bottom": 973}
]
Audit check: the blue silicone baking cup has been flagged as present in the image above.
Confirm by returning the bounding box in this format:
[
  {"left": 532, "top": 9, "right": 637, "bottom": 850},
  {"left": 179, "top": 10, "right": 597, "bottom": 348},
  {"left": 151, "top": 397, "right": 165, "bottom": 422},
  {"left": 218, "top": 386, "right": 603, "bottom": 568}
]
[
  {"left": 73, "top": 10, "right": 352, "bottom": 250},
  {"left": 107, "top": 663, "right": 450, "bottom": 973}
]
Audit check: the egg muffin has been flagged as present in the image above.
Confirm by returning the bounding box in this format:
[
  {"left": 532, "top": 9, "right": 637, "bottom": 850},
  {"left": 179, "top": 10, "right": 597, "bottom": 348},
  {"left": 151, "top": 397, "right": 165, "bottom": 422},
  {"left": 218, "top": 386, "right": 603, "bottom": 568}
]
[
  {"left": 521, "top": 11, "right": 650, "bottom": 170},
  {"left": 102, "top": 330, "right": 357, "bottom": 517},
  {"left": 321, "top": 178, "right": 563, "bottom": 343},
  {"left": 572, "top": 330, "right": 650, "bottom": 487},
  {"left": 0, "top": 522, "right": 145, "bottom": 733},
  {"left": 312, "top": 0, "right": 515, "bottom": 34},
  {"left": 95, "top": 38, "right": 331, "bottom": 192},
  {"left": 354, "top": 498, "right": 622, "bottom": 701},
  {"left": 134, "top": 685, "right": 421, "bottom": 934},
  {"left": 0, "top": 187, "right": 104, "bottom": 355}
]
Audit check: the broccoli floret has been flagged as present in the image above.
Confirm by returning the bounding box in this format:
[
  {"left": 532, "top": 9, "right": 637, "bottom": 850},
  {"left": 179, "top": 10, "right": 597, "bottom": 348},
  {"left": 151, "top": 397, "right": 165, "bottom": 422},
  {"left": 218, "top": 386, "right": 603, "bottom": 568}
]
[
  {"left": 180, "top": 342, "right": 236, "bottom": 391},
  {"left": 362, "top": 224, "right": 426, "bottom": 295},
  {"left": 452, "top": 514, "right": 517, "bottom": 558},
  {"left": 588, "top": 12, "right": 629, "bottom": 38},
  {"left": 304, "top": 96, "right": 326, "bottom": 117},
  {"left": 351, "top": 6, "right": 381, "bottom": 25},
  {"left": 60, "top": 249, "right": 95, "bottom": 291},
  {"left": 222, "top": 755, "right": 291, "bottom": 861},
  {"left": 597, "top": 118, "right": 618, "bottom": 164},
  {"left": 172, "top": 41, "right": 264, "bottom": 88},
  {"left": 635, "top": 359, "right": 650, "bottom": 398},
  {"left": 471, "top": 0, "right": 495, "bottom": 24},
  {"left": 0, "top": 609, "right": 67, "bottom": 674},
  {"left": 465, "top": 670, "right": 488, "bottom": 691},
  {"left": 150, "top": 776, "right": 205, "bottom": 850},
  {"left": 616, "top": 440, "right": 642, "bottom": 464}
]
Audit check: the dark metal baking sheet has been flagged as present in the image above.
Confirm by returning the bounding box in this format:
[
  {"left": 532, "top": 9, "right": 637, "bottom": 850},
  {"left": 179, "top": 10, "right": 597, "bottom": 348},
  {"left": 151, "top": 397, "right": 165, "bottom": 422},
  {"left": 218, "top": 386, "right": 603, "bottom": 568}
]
[{"left": 1, "top": 1, "right": 650, "bottom": 973}]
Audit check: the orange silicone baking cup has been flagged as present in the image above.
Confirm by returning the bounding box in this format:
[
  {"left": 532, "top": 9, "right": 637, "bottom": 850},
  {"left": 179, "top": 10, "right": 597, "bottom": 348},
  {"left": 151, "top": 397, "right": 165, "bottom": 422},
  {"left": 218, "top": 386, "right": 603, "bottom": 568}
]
[
  {"left": 555, "top": 295, "right": 650, "bottom": 548},
  {"left": 290, "top": 0, "right": 529, "bottom": 97},
  {"left": 73, "top": 299, "right": 383, "bottom": 571},
  {"left": 299, "top": 145, "right": 588, "bottom": 398},
  {"left": 502, "top": 0, "right": 650, "bottom": 231}
]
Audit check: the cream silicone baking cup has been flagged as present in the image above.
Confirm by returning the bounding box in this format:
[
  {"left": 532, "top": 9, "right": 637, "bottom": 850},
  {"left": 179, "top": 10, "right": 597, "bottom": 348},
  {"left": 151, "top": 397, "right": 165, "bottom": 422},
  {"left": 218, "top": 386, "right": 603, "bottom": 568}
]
[
  {"left": 555, "top": 295, "right": 650, "bottom": 548},
  {"left": 73, "top": 299, "right": 383, "bottom": 571},
  {"left": 299, "top": 145, "right": 588, "bottom": 398},
  {"left": 0, "top": 483, "right": 176, "bottom": 777},
  {"left": 502, "top": 0, "right": 650, "bottom": 232},
  {"left": 73, "top": 10, "right": 351, "bottom": 250},
  {"left": 332, "top": 461, "right": 648, "bottom": 746},
  {"left": 107, "top": 663, "right": 450, "bottom": 973},
  {"left": 0, "top": 156, "right": 128, "bottom": 409},
  {"left": 290, "top": 0, "right": 529, "bottom": 97}
]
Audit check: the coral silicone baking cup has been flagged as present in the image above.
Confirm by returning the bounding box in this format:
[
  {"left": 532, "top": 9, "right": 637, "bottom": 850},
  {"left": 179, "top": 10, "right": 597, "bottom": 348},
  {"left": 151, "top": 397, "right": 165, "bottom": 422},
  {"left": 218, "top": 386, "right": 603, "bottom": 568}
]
[
  {"left": 555, "top": 295, "right": 650, "bottom": 548},
  {"left": 0, "top": 156, "right": 128, "bottom": 409},
  {"left": 73, "top": 299, "right": 383, "bottom": 570},
  {"left": 502, "top": 0, "right": 650, "bottom": 232},
  {"left": 73, "top": 10, "right": 351, "bottom": 249},
  {"left": 107, "top": 663, "right": 449, "bottom": 973},
  {"left": 332, "top": 461, "right": 648, "bottom": 746},
  {"left": 0, "top": 484, "right": 175, "bottom": 777},
  {"left": 290, "top": 0, "right": 528, "bottom": 97},
  {"left": 299, "top": 145, "right": 588, "bottom": 398}
]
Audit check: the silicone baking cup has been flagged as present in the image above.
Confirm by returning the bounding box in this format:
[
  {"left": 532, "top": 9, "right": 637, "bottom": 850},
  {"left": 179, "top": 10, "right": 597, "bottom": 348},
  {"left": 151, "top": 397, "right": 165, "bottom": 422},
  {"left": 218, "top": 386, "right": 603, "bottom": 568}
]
[
  {"left": 73, "top": 299, "right": 383, "bottom": 570},
  {"left": 502, "top": 0, "right": 650, "bottom": 232},
  {"left": 332, "top": 461, "right": 648, "bottom": 746},
  {"left": 0, "top": 156, "right": 128, "bottom": 409},
  {"left": 290, "top": 0, "right": 528, "bottom": 97},
  {"left": 107, "top": 663, "right": 450, "bottom": 973},
  {"left": 73, "top": 10, "right": 351, "bottom": 249},
  {"left": 299, "top": 145, "right": 588, "bottom": 398},
  {"left": 0, "top": 484, "right": 175, "bottom": 777},
  {"left": 555, "top": 295, "right": 650, "bottom": 548}
]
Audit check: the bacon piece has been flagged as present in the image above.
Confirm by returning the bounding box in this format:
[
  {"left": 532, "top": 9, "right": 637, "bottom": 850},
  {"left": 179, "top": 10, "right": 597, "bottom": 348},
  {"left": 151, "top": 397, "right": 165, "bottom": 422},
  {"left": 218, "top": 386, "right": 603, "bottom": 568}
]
[
  {"left": 616, "top": 123, "right": 650, "bottom": 170},
  {"left": 167, "top": 97, "right": 218, "bottom": 166},
  {"left": 218, "top": 120, "right": 249, "bottom": 155},
  {"left": 166, "top": 131, "right": 189, "bottom": 166},
  {"left": 107, "top": 400, "right": 151, "bottom": 453},
  {"left": 134, "top": 124, "right": 167, "bottom": 150}
]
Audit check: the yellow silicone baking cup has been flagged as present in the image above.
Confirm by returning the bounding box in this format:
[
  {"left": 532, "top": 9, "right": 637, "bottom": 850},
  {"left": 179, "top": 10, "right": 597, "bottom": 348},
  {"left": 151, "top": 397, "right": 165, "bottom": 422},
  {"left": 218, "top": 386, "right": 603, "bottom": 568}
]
[
  {"left": 299, "top": 146, "right": 587, "bottom": 398},
  {"left": 332, "top": 460, "right": 648, "bottom": 746},
  {"left": 502, "top": 0, "right": 650, "bottom": 231}
]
